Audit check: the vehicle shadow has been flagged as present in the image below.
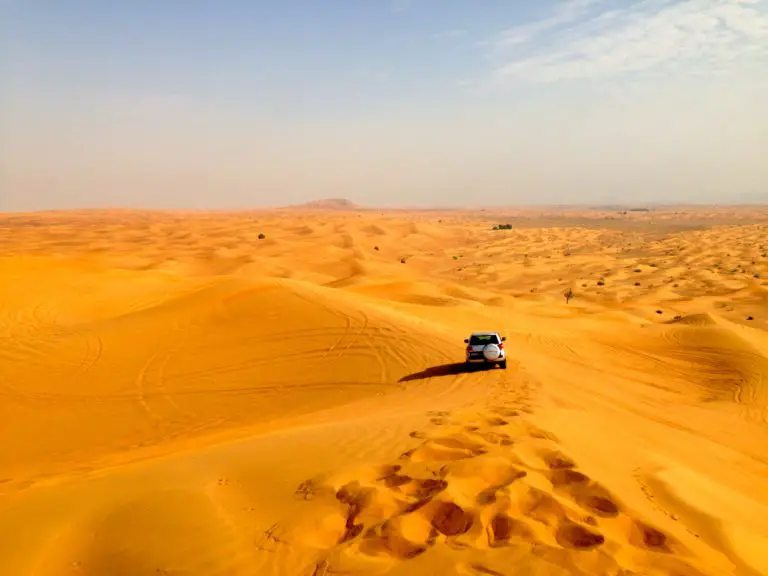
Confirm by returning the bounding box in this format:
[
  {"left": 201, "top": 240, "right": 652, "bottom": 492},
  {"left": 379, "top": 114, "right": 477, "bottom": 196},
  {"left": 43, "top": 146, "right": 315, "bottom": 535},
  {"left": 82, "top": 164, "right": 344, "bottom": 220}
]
[{"left": 399, "top": 362, "right": 486, "bottom": 383}]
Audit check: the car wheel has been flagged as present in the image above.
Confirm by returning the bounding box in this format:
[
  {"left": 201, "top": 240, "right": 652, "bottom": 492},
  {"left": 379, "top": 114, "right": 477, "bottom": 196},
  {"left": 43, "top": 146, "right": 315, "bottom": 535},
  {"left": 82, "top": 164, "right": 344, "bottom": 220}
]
[{"left": 499, "top": 360, "right": 507, "bottom": 369}]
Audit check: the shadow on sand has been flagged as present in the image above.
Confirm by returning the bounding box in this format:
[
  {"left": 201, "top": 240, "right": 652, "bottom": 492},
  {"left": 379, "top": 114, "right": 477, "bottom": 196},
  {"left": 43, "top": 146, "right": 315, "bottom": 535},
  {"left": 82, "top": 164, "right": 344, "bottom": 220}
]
[{"left": 399, "top": 362, "right": 492, "bottom": 383}]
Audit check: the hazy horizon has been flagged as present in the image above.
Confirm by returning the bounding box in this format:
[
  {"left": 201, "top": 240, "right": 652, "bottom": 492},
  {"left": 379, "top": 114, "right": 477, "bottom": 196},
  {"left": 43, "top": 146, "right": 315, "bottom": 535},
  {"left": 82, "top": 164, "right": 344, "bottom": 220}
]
[{"left": 3, "top": 0, "right": 767, "bottom": 212}]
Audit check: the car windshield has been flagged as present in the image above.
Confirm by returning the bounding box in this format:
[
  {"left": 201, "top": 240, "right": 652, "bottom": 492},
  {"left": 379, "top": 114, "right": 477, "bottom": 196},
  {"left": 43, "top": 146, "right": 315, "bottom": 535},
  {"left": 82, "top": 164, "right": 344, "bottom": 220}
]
[{"left": 469, "top": 334, "right": 499, "bottom": 346}]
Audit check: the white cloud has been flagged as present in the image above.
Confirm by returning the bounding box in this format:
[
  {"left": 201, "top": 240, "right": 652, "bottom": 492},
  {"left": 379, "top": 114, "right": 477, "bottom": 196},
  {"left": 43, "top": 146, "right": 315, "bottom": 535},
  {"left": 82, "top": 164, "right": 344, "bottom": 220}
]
[
  {"left": 487, "top": 0, "right": 768, "bottom": 83},
  {"left": 493, "top": 0, "right": 604, "bottom": 48}
]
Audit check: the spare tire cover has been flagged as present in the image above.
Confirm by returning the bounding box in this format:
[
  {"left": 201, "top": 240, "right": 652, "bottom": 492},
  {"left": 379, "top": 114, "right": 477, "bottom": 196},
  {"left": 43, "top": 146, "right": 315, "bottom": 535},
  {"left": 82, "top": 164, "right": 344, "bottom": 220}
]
[{"left": 483, "top": 343, "right": 500, "bottom": 361}]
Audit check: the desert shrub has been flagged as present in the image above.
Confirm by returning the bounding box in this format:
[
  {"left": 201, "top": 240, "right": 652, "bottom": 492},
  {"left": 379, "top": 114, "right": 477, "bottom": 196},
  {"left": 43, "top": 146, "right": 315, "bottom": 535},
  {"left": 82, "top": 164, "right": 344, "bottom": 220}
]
[
  {"left": 257, "top": 233, "right": 266, "bottom": 240},
  {"left": 492, "top": 224, "right": 513, "bottom": 230},
  {"left": 564, "top": 288, "right": 574, "bottom": 304},
  {"left": 597, "top": 280, "right": 605, "bottom": 286}
]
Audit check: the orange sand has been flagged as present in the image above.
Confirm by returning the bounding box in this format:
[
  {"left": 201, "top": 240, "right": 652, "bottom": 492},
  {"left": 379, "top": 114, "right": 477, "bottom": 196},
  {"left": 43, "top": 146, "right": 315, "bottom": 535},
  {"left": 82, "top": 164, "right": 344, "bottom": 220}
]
[{"left": 1, "top": 206, "right": 767, "bottom": 576}]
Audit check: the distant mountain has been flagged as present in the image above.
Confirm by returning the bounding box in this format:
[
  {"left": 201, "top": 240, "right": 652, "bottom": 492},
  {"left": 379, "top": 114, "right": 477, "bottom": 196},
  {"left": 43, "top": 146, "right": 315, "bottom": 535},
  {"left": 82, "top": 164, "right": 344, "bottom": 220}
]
[{"left": 286, "top": 198, "right": 360, "bottom": 210}]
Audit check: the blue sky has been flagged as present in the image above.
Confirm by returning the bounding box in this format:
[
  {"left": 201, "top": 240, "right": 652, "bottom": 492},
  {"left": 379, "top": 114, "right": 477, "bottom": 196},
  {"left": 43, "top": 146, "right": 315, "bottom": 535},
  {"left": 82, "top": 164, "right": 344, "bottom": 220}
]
[{"left": 2, "top": 0, "right": 767, "bottom": 210}]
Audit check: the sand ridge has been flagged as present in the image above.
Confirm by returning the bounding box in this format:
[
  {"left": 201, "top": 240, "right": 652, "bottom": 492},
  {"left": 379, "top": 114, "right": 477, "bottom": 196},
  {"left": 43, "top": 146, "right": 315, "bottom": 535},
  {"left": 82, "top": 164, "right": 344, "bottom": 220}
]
[{"left": 1, "top": 206, "right": 767, "bottom": 575}]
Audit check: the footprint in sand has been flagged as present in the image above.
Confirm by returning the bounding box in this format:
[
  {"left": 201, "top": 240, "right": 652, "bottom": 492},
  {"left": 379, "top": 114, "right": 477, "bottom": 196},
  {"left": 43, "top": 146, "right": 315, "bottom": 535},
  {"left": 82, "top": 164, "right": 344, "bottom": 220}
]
[
  {"left": 548, "top": 468, "right": 621, "bottom": 518},
  {"left": 428, "top": 501, "right": 474, "bottom": 536},
  {"left": 487, "top": 513, "right": 534, "bottom": 547},
  {"left": 426, "top": 410, "right": 452, "bottom": 426},
  {"left": 484, "top": 432, "right": 515, "bottom": 447},
  {"left": 489, "top": 407, "right": 521, "bottom": 419},
  {"left": 539, "top": 449, "right": 576, "bottom": 470},
  {"left": 408, "top": 478, "right": 450, "bottom": 500},
  {"left": 295, "top": 409, "right": 701, "bottom": 575},
  {"left": 555, "top": 522, "right": 606, "bottom": 550},
  {"left": 628, "top": 519, "right": 677, "bottom": 553},
  {"left": 358, "top": 522, "right": 429, "bottom": 560},
  {"left": 376, "top": 465, "right": 450, "bottom": 502},
  {"left": 398, "top": 448, "right": 416, "bottom": 460},
  {"left": 485, "top": 416, "right": 509, "bottom": 427}
]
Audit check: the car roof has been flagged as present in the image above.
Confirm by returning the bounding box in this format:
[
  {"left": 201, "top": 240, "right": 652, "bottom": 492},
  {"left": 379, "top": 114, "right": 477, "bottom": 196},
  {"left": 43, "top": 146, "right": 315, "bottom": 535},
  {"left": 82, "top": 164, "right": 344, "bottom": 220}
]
[{"left": 469, "top": 331, "right": 500, "bottom": 336}]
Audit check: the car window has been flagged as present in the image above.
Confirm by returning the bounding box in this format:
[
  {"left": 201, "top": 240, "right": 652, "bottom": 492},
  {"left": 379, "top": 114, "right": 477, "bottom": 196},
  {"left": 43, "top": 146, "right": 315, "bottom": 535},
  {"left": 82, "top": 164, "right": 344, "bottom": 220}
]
[{"left": 469, "top": 334, "right": 499, "bottom": 345}]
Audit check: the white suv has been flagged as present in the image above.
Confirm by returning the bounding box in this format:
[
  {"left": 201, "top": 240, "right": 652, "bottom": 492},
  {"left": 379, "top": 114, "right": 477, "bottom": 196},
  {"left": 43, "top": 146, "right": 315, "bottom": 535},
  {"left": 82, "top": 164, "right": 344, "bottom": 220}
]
[{"left": 464, "top": 331, "right": 507, "bottom": 369}]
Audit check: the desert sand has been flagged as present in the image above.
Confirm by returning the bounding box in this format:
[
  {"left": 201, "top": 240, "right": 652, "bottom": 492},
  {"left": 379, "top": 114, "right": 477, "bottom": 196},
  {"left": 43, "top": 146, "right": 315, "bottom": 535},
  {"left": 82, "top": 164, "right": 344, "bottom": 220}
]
[{"left": 1, "top": 204, "right": 768, "bottom": 576}]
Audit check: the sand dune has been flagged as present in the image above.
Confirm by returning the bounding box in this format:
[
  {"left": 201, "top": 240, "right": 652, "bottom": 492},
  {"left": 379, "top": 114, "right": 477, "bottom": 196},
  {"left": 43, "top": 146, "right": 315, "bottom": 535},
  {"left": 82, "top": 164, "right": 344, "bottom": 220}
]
[{"left": 1, "top": 206, "right": 768, "bottom": 575}]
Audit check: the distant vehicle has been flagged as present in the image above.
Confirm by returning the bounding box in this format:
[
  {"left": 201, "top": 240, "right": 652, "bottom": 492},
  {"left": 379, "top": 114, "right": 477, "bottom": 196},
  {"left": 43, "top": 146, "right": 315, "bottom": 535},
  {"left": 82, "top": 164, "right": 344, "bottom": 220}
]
[{"left": 464, "top": 331, "right": 507, "bottom": 369}]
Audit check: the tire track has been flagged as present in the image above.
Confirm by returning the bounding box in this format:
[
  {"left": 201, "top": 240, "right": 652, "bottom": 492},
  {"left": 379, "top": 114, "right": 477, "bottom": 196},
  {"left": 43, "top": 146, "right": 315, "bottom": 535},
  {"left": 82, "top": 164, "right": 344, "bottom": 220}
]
[
  {"left": 66, "top": 329, "right": 104, "bottom": 381},
  {"left": 659, "top": 325, "right": 768, "bottom": 424},
  {"left": 296, "top": 290, "right": 392, "bottom": 387},
  {"left": 276, "top": 280, "right": 356, "bottom": 361},
  {"left": 145, "top": 338, "right": 192, "bottom": 420},
  {"left": 134, "top": 350, "right": 167, "bottom": 422}
]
